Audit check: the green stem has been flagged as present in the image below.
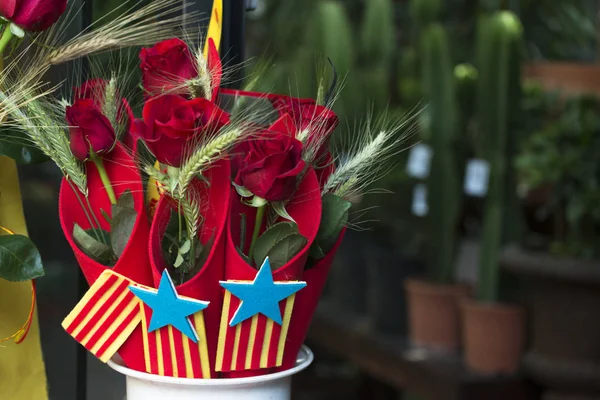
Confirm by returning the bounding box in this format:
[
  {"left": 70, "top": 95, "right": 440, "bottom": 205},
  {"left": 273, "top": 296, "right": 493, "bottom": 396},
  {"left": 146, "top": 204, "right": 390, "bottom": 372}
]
[
  {"left": 0, "top": 25, "right": 14, "bottom": 57},
  {"left": 90, "top": 153, "right": 117, "bottom": 205},
  {"left": 178, "top": 201, "right": 183, "bottom": 242},
  {"left": 248, "top": 204, "right": 266, "bottom": 261}
]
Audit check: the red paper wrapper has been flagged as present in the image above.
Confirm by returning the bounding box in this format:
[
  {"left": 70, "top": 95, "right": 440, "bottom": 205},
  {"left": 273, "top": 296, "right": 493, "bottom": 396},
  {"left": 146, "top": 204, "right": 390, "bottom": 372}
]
[
  {"left": 278, "top": 228, "right": 346, "bottom": 371},
  {"left": 217, "top": 168, "right": 322, "bottom": 377},
  {"left": 142, "top": 157, "right": 231, "bottom": 377},
  {"left": 59, "top": 144, "right": 153, "bottom": 371},
  {"left": 59, "top": 143, "right": 153, "bottom": 287}
]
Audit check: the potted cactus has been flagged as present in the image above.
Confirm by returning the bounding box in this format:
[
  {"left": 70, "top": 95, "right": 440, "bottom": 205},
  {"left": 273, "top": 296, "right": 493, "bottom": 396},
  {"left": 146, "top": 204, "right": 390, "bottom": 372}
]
[
  {"left": 461, "top": 11, "right": 526, "bottom": 375},
  {"left": 404, "top": 0, "right": 469, "bottom": 352}
]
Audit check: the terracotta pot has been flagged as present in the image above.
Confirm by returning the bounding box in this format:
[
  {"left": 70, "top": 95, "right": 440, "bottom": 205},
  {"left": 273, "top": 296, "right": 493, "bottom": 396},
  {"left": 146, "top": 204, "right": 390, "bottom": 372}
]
[
  {"left": 404, "top": 279, "right": 471, "bottom": 351},
  {"left": 524, "top": 62, "right": 600, "bottom": 96},
  {"left": 462, "top": 301, "right": 525, "bottom": 375},
  {"left": 502, "top": 246, "right": 600, "bottom": 396}
]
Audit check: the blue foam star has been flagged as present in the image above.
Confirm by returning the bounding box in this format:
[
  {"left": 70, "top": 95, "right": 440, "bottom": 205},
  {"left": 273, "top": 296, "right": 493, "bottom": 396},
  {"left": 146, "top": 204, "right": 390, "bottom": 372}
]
[
  {"left": 129, "top": 270, "right": 209, "bottom": 343},
  {"left": 220, "top": 257, "right": 307, "bottom": 327}
]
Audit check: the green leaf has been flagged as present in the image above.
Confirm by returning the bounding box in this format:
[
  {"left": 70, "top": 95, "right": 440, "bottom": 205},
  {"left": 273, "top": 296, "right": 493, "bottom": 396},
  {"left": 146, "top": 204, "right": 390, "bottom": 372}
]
[
  {"left": 253, "top": 222, "right": 299, "bottom": 267},
  {"left": 9, "top": 23, "right": 25, "bottom": 38},
  {"left": 271, "top": 201, "right": 295, "bottom": 223},
  {"left": 179, "top": 239, "right": 191, "bottom": 254},
  {"left": 73, "top": 224, "right": 115, "bottom": 264},
  {"left": 309, "top": 243, "right": 326, "bottom": 260},
  {"left": 174, "top": 253, "right": 185, "bottom": 268},
  {"left": 110, "top": 190, "right": 138, "bottom": 258},
  {"left": 250, "top": 195, "right": 268, "bottom": 208},
  {"left": 316, "top": 194, "right": 351, "bottom": 253},
  {"left": 0, "top": 126, "right": 49, "bottom": 165},
  {"left": 0, "top": 235, "right": 44, "bottom": 282},
  {"left": 232, "top": 182, "right": 253, "bottom": 198},
  {"left": 265, "top": 233, "right": 308, "bottom": 270},
  {"left": 101, "top": 209, "right": 112, "bottom": 224}
]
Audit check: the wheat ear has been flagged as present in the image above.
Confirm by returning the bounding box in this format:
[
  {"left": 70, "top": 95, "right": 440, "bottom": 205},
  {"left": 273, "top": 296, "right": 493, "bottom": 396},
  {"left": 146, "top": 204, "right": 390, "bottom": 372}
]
[{"left": 177, "top": 128, "right": 242, "bottom": 196}]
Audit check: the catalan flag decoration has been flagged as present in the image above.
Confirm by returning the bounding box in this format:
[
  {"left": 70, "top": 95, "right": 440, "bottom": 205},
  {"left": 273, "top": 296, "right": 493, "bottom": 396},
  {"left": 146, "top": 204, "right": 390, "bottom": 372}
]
[
  {"left": 62, "top": 270, "right": 143, "bottom": 363},
  {"left": 131, "top": 270, "right": 212, "bottom": 378},
  {"left": 216, "top": 258, "right": 306, "bottom": 372},
  {"left": 62, "top": 270, "right": 212, "bottom": 378}
]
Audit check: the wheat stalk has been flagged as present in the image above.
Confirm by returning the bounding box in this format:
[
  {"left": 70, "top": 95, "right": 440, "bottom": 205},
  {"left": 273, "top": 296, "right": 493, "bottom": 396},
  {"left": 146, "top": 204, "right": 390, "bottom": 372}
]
[
  {"left": 181, "top": 196, "right": 201, "bottom": 241},
  {"left": 1, "top": 90, "right": 88, "bottom": 194},
  {"left": 189, "top": 40, "right": 213, "bottom": 100},
  {"left": 177, "top": 127, "right": 243, "bottom": 196},
  {"left": 33, "top": 0, "right": 197, "bottom": 69},
  {"left": 323, "top": 110, "right": 420, "bottom": 199},
  {"left": 323, "top": 132, "right": 387, "bottom": 194}
]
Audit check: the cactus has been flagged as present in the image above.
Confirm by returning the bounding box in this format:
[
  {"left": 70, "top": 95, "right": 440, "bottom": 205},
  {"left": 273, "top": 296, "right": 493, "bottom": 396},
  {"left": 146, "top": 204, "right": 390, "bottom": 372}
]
[
  {"left": 311, "top": 1, "right": 353, "bottom": 79},
  {"left": 420, "top": 24, "right": 461, "bottom": 284},
  {"left": 476, "top": 12, "right": 523, "bottom": 302},
  {"left": 410, "top": 0, "right": 443, "bottom": 27},
  {"left": 360, "top": 0, "right": 395, "bottom": 64},
  {"left": 454, "top": 63, "right": 478, "bottom": 123},
  {"left": 310, "top": 1, "right": 356, "bottom": 116}
]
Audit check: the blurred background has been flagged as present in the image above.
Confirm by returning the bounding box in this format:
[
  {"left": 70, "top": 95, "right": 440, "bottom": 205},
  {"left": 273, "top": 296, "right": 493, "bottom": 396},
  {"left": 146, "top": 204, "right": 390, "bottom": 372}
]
[{"left": 20, "top": 0, "right": 600, "bottom": 399}]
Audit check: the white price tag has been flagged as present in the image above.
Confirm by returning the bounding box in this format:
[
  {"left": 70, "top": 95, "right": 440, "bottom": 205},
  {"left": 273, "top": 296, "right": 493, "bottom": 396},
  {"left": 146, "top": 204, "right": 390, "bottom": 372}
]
[
  {"left": 411, "top": 184, "right": 428, "bottom": 217},
  {"left": 406, "top": 144, "right": 433, "bottom": 179},
  {"left": 464, "top": 159, "right": 490, "bottom": 197}
]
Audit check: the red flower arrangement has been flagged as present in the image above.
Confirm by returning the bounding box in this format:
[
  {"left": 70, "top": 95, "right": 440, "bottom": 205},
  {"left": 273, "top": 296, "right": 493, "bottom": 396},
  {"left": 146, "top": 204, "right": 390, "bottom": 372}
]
[{"left": 7, "top": 16, "right": 408, "bottom": 380}]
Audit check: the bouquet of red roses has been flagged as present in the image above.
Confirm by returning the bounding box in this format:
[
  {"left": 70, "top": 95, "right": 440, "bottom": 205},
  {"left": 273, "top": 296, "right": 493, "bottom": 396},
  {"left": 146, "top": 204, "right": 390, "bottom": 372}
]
[{"left": 4, "top": 0, "right": 413, "bottom": 382}]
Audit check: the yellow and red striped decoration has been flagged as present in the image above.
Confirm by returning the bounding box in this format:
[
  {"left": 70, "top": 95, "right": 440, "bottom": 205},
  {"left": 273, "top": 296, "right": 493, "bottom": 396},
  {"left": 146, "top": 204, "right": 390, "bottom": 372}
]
[
  {"left": 62, "top": 271, "right": 142, "bottom": 362},
  {"left": 62, "top": 270, "right": 211, "bottom": 378},
  {"left": 215, "top": 290, "right": 296, "bottom": 372},
  {"left": 139, "top": 303, "right": 211, "bottom": 378}
]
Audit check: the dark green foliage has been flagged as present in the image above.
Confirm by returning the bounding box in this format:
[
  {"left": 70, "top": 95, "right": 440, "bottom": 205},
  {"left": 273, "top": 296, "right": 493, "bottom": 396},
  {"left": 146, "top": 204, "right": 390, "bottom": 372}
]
[{"left": 516, "top": 95, "right": 600, "bottom": 260}]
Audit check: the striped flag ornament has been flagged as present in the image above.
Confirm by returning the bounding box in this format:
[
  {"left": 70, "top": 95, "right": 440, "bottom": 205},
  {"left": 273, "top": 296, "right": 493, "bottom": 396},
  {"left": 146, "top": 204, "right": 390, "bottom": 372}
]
[
  {"left": 62, "top": 270, "right": 211, "bottom": 378},
  {"left": 216, "top": 258, "right": 306, "bottom": 372},
  {"left": 62, "top": 270, "right": 142, "bottom": 362},
  {"left": 215, "top": 290, "right": 297, "bottom": 372}
]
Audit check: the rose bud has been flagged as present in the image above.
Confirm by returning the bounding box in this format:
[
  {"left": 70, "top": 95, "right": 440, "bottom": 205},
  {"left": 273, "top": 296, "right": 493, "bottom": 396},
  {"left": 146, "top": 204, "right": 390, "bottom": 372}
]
[
  {"left": 234, "top": 132, "right": 306, "bottom": 202},
  {"left": 139, "top": 95, "right": 230, "bottom": 167},
  {"left": 0, "top": 0, "right": 67, "bottom": 32},
  {"left": 66, "top": 99, "right": 116, "bottom": 161},
  {"left": 139, "top": 38, "right": 198, "bottom": 97},
  {"left": 74, "top": 79, "right": 109, "bottom": 106}
]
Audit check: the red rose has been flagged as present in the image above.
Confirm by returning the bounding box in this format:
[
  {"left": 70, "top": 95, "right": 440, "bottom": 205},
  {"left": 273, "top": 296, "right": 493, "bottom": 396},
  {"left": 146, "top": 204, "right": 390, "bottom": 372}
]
[
  {"left": 139, "top": 95, "right": 230, "bottom": 167},
  {"left": 0, "top": 0, "right": 67, "bottom": 32},
  {"left": 73, "top": 79, "right": 136, "bottom": 147},
  {"left": 66, "top": 99, "right": 116, "bottom": 161},
  {"left": 139, "top": 38, "right": 198, "bottom": 97},
  {"left": 271, "top": 96, "right": 338, "bottom": 161},
  {"left": 234, "top": 132, "right": 306, "bottom": 202}
]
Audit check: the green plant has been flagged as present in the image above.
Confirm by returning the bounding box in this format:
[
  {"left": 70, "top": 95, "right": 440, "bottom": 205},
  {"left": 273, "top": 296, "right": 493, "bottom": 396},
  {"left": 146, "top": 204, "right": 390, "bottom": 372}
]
[
  {"left": 420, "top": 23, "right": 461, "bottom": 284},
  {"left": 477, "top": 12, "right": 523, "bottom": 302},
  {"left": 410, "top": 0, "right": 443, "bottom": 27},
  {"left": 360, "top": 0, "right": 395, "bottom": 65},
  {"left": 516, "top": 94, "right": 600, "bottom": 260}
]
